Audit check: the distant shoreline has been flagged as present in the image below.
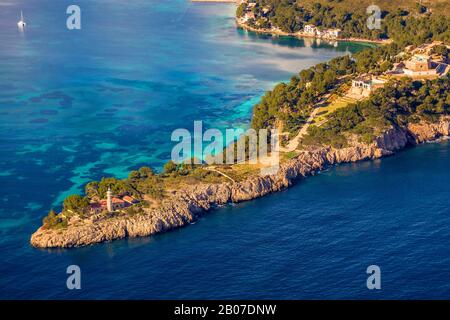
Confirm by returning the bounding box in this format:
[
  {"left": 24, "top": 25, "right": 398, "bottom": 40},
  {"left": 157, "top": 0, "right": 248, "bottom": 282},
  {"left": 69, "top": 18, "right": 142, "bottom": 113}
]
[
  {"left": 236, "top": 20, "right": 392, "bottom": 45},
  {"left": 190, "top": 0, "right": 389, "bottom": 45}
]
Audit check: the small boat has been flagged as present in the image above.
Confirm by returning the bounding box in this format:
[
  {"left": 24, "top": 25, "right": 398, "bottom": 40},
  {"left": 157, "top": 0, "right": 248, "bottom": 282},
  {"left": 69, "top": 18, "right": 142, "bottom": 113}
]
[{"left": 17, "top": 11, "right": 26, "bottom": 28}]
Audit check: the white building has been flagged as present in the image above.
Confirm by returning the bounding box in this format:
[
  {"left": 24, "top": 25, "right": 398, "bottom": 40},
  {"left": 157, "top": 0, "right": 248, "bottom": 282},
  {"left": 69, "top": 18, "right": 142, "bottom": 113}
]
[
  {"left": 348, "top": 75, "right": 386, "bottom": 99},
  {"left": 325, "top": 28, "right": 341, "bottom": 39},
  {"left": 304, "top": 24, "right": 317, "bottom": 35},
  {"left": 303, "top": 24, "right": 341, "bottom": 39}
]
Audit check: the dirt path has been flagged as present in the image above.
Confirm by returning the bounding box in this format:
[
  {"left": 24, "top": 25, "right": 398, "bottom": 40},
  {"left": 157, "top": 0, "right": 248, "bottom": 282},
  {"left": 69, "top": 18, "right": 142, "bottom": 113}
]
[
  {"left": 279, "top": 108, "right": 321, "bottom": 152},
  {"left": 204, "top": 167, "right": 236, "bottom": 183}
]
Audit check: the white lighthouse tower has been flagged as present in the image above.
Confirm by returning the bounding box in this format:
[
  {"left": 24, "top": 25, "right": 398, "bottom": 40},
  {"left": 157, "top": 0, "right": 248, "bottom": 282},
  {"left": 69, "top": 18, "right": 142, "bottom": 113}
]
[{"left": 106, "top": 187, "right": 113, "bottom": 212}]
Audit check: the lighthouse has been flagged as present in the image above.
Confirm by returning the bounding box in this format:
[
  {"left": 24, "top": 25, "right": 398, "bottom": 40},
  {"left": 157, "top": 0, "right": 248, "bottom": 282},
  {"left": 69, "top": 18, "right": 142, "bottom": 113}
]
[{"left": 106, "top": 187, "right": 113, "bottom": 212}]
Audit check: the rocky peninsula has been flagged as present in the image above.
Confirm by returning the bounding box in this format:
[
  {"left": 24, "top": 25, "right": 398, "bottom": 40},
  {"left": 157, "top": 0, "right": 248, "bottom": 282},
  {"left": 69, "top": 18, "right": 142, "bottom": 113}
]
[
  {"left": 30, "top": 118, "right": 450, "bottom": 248},
  {"left": 30, "top": 0, "right": 450, "bottom": 248}
]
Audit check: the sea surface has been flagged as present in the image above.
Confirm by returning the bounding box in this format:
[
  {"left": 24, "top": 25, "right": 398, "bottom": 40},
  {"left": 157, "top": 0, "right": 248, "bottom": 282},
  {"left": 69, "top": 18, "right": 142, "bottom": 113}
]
[{"left": 1, "top": 0, "right": 448, "bottom": 299}]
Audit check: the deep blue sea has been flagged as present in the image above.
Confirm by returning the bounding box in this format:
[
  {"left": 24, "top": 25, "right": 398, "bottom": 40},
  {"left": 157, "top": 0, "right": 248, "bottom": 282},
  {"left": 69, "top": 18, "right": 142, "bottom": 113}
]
[{"left": 1, "top": 0, "right": 449, "bottom": 299}]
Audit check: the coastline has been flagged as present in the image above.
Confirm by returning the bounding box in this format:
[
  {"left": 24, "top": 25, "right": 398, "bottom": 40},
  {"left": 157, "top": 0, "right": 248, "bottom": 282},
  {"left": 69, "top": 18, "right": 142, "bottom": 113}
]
[
  {"left": 28, "top": 8, "right": 448, "bottom": 249},
  {"left": 236, "top": 20, "right": 392, "bottom": 45},
  {"left": 30, "top": 118, "right": 450, "bottom": 248}
]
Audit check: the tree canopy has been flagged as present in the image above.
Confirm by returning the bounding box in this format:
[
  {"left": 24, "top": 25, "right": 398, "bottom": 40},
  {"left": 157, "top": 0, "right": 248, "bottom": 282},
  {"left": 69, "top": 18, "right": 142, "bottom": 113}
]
[{"left": 240, "top": 0, "right": 450, "bottom": 44}]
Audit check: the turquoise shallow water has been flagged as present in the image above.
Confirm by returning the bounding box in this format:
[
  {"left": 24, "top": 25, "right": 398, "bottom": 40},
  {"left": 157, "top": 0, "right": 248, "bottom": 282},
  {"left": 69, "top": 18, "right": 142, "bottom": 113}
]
[{"left": 3, "top": 0, "right": 447, "bottom": 299}]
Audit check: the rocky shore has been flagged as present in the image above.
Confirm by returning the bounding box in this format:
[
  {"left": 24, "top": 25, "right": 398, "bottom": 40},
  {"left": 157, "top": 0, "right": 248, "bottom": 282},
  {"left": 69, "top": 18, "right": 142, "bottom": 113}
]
[{"left": 30, "top": 118, "right": 450, "bottom": 248}]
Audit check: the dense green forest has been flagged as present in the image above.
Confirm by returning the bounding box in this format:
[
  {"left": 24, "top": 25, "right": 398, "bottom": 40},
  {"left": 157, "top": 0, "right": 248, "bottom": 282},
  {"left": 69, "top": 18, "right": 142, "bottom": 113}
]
[
  {"left": 302, "top": 76, "right": 450, "bottom": 148},
  {"left": 238, "top": 0, "right": 450, "bottom": 44},
  {"left": 251, "top": 43, "right": 403, "bottom": 133},
  {"left": 251, "top": 54, "right": 355, "bottom": 132},
  {"left": 248, "top": 1, "right": 449, "bottom": 136}
]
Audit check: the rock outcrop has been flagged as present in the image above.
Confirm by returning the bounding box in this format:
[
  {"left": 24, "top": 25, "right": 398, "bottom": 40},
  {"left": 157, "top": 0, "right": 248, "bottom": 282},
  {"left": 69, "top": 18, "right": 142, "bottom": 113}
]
[{"left": 30, "top": 118, "right": 450, "bottom": 248}]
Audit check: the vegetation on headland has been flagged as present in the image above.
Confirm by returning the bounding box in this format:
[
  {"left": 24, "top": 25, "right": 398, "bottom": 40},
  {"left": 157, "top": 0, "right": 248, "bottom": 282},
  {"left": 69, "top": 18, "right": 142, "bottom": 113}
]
[
  {"left": 41, "top": 161, "right": 248, "bottom": 229},
  {"left": 250, "top": 2, "right": 450, "bottom": 143},
  {"left": 42, "top": 209, "right": 67, "bottom": 229},
  {"left": 251, "top": 54, "right": 355, "bottom": 132},
  {"left": 302, "top": 77, "right": 450, "bottom": 148},
  {"left": 238, "top": 0, "right": 450, "bottom": 44},
  {"left": 251, "top": 43, "right": 404, "bottom": 133},
  {"left": 39, "top": 1, "right": 450, "bottom": 232}
]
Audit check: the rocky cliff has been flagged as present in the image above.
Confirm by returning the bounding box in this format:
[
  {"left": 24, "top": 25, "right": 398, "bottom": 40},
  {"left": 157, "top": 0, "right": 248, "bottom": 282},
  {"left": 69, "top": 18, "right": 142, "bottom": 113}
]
[{"left": 30, "top": 118, "right": 450, "bottom": 248}]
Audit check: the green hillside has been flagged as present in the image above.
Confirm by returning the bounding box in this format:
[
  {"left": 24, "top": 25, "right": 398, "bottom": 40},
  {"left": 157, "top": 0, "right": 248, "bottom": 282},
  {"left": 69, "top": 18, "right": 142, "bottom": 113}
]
[{"left": 238, "top": 0, "right": 450, "bottom": 42}]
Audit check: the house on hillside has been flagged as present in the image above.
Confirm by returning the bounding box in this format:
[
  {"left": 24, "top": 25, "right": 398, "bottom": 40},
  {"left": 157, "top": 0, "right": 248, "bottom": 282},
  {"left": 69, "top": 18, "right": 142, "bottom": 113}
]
[
  {"left": 388, "top": 52, "right": 449, "bottom": 79},
  {"left": 404, "top": 54, "right": 434, "bottom": 73},
  {"left": 303, "top": 24, "right": 341, "bottom": 39},
  {"left": 88, "top": 188, "right": 139, "bottom": 214},
  {"left": 348, "top": 75, "right": 386, "bottom": 99},
  {"left": 304, "top": 24, "right": 317, "bottom": 36},
  {"left": 241, "top": 11, "right": 255, "bottom": 23}
]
